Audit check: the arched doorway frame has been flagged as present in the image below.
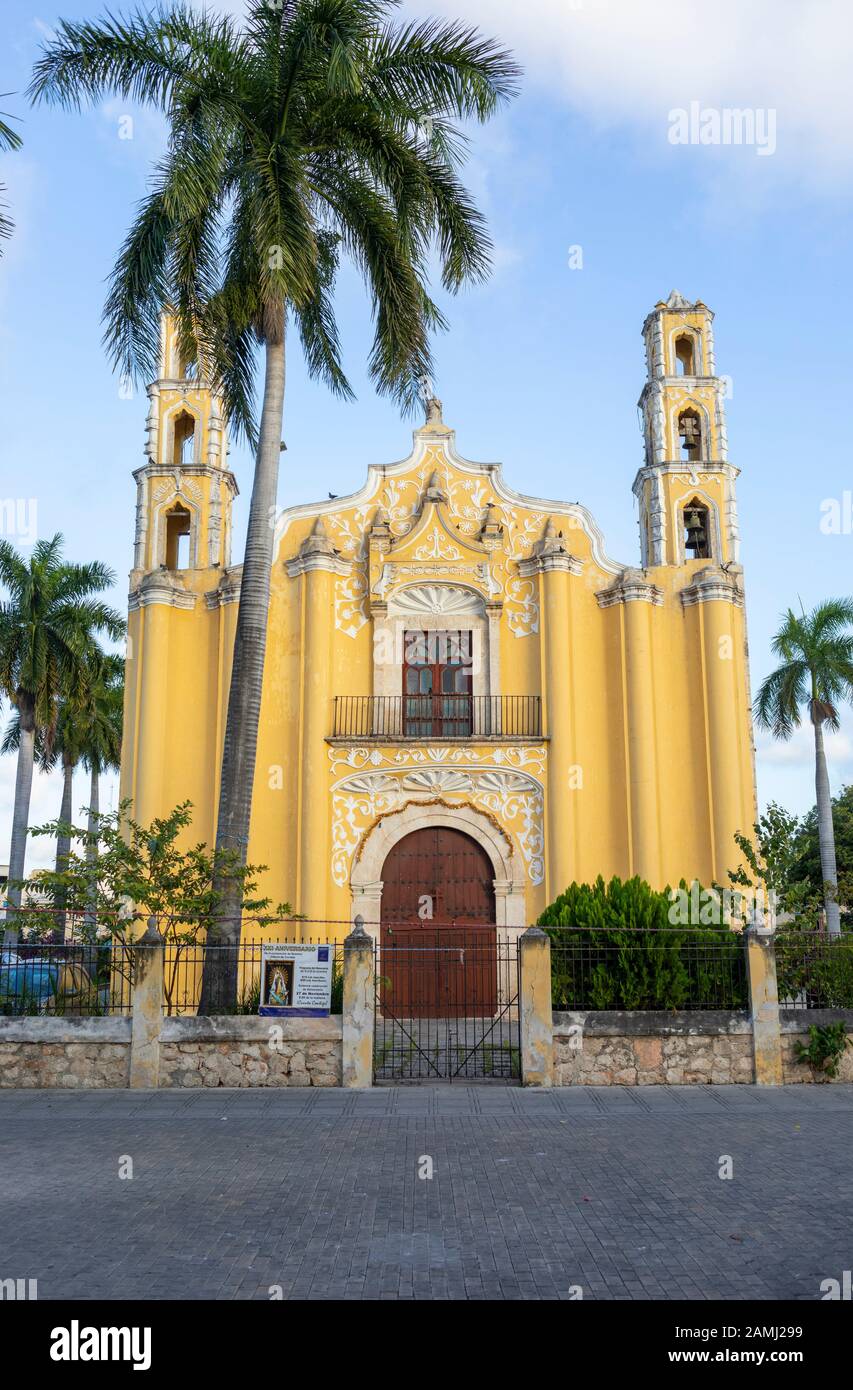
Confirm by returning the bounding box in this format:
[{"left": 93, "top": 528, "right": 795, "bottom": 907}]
[{"left": 350, "top": 800, "right": 527, "bottom": 942}]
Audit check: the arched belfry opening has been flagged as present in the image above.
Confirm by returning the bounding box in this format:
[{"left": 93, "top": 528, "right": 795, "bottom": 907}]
[
  {"left": 172, "top": 410, "right": 196, "bottom": 467},
  {"left": 164, "top": 503, "right": 192, "bottom": 569},
  {"left": 683, "top": 498, "right": 711, "bottom": 560},
  {"left": 678, "top": 408, "right": 702, "bottom": 462},
  {"left": 674, "top": 334, "right": 696, "bottom": 376}
]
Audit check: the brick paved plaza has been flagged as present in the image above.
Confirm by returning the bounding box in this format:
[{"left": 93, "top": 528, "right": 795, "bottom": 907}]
[{"left": 1, "top": 1085, "right": 851, "bottom": 1301}]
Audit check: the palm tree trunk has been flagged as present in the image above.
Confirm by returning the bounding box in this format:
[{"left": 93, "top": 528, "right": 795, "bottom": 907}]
[
  {"left": 200, "top": 328, "right": 286, "bottom": 1013},
  {"left": 53, "top": 753, "right": 75, "bottom": 939},
  {"left": 84, "top": 764, "right": 99, "bottom": 932},
  {"left": 813, "top": 716, "right": 841, "bottom": 936},
  {"left": 3, "top": 692, "right": 36, "bottom": 942}
]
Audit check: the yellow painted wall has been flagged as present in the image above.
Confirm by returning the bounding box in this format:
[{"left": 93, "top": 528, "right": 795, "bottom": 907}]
[{"left": 121, "top": 297, "right": 757, "bottom": 940}]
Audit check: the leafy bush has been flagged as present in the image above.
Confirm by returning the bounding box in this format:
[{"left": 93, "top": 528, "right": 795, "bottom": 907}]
[
  {"left": 794, "top": 1022, "right": 852, "bottom": 1078},
  {"left": 776, "top": 933, "right": 853, "bottom": 1008},
  {"left": 539, "top": 875, "right": 747, "bottom": 1011}
]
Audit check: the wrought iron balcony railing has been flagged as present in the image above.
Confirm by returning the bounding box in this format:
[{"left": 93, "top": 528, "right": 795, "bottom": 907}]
[{"left": 331, "top": 695, "right": 543, "bottom": 740}]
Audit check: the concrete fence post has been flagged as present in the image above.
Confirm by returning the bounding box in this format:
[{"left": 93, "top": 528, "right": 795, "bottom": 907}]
[
  {"left": 129, "top": 917, "right": 165, "bottom": 1089},
  {"left": 342, "top": 915, "right": 375, "bottom": 1089},
  {"left": 745, "top": 926, "right": 784, "bottom": 1086},
  {"left": 519, "top": 926, "right": 553, "bottom": 1087}
]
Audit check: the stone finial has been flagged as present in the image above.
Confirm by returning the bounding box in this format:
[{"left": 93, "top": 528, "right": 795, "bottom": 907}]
[
  {"left": 517, "top": 516, "right": 582, "bottom": 578},
  {"left": 369, "top": 508, "right": 392, "bottom": 555},
  {"left": 423, "top": 469, "right": 447, "bottom": 505},
  {"left": 298, "top": 515, "right": 337, "bottom": 559},
  {"left": 345, "top": 914, "right": 373, "bottom": 949},
  {"left": 532, "top": 517, "right": 568, "bottom": 557},
  {"left": 479, "top": 502, "right": 503, "bottom": 548}
]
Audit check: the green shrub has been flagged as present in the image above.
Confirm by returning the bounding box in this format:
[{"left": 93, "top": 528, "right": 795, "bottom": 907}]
[
  {"left": 539, "top": 875, "right": 747, "bottom": 1011},
  {"left": 794, "top": 1022, "right": 851, "bottom": 1078},
  {"left": 776, "top": 933, "right": 853, "bottom": 1008}
]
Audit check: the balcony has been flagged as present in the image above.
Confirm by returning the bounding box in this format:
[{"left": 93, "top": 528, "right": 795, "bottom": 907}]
[{"left": 330, "top": 695, "right": 543, "bottom": 741}]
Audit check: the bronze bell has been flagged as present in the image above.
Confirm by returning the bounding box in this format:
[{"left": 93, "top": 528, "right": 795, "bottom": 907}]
[{"left": 685, "top": 508, "right": 706, "bottom": 554}]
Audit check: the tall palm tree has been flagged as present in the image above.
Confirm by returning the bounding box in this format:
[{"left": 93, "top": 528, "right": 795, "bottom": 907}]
[
  {"left": 0, "top": 101, "right": 22, "bottom": 253},
  {"left": 30, "top": 1, "right": 519, "bottom": 997},
  {"left": 755, "top": 599, "right": 853, "bottom": 937},
  {"left": 3, "top": 652, "right": 124, "bottom": 934},
  {"left": 0, "top": 536, "right": 125, "bottom": 935},
  {"left": 2, "top": 695, "right": 86, "bottom": 936},
  {"left": 80, "top": 654, "right": 124, "bottom": 928}
]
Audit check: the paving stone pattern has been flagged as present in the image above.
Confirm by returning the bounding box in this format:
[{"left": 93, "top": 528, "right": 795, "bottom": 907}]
[{"left": 0, "top": 1085, "right": 850, "bottom": 1300}]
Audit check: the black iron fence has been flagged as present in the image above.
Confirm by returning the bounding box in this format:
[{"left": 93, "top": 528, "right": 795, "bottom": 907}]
[
  {"left": 548, "top": 927, "right": 749, "bottom": 1011},
  {"left": 331, "top": 694, "right": 543, "bottom": 739},
  {"left": 776, "top": 930, "right": 853, "bottom": 1009},
  {"left": 0, "top": 922, "right": 346, "bottom": 1018},
  {"left": 161, "top": 939, "right": 345, "bottom": 1016},
  {"left": 0, "top": 941, "right": 135, "bottom": 1017}
]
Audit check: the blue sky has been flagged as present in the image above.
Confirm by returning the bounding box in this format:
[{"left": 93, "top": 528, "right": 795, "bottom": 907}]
[{"left": 2, "top": 0, "right": 853, "bottom": 868}]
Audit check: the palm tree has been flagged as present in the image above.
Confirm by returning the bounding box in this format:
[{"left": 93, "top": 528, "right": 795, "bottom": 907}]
[
  {"left": 30, "top": 1, "right": 519, "bottom": 999},
  {"left": 2, "top": 696, "right": 85, "bottom": 936},
  {"left": 80, "top": 654, "right": 124, "bottom": 928},
  {"left": 755, "top": 599, "right": 853, "bottom": 937},
  {"left": 2, "top": 652, "right": 123, "bottom": 935},
  {"left": 0, "top": 536, "right": 125, "bottom": 935},
  {"left": 0, "top": 100, "right": 22, "bottom": 253}
]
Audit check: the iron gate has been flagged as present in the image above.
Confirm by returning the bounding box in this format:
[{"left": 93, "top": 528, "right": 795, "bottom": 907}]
[{"left": 374, "top": 930, "right": 520, "bottom": 1082}]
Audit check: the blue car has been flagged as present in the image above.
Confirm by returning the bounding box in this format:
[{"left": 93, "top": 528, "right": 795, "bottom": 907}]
[{"left": 0, "top": 950, "right": 60, "bottom": 1004}]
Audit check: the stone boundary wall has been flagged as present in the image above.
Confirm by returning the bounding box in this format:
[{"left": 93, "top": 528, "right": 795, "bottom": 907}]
[
  {"left": 780, "top": 1010, "right": 853, "bottom": 1084},
  {"left": 160, "top": 1016, "right": 342, "bottom": 1087},
  {"left": 0, "top": 1018, "right": 131, "bottom": 1088},
  {"left": 2, "top": 929, "right": 850, "bottom": 1089},
  {"left": 0, "top": 1016, "right": 342, "bottom": 1089},
  {"left": 552, "top": 1011, "right": 754, "bottom": 1086}
]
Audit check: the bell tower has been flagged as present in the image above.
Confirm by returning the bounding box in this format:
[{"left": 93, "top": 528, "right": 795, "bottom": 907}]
[
  {"left": 634, "top": 291, "right": 740, "bottom": 569},
  {"left": 130, "top": 312, "right": 237, "bottom": 588}
]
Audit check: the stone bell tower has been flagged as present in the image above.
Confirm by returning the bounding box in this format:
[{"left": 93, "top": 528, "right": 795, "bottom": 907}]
[
  {"left": 130, "top": 312, "right": 237, "bottom": 591},
  {"left": 634, "top": 291, "right": 740, "bottom": 570},
  {"left": 122, "top": 313, "right": 240, "bottom": 840}
]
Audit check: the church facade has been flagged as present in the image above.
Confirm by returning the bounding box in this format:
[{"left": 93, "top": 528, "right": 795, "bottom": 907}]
[{"left": 120, "top": 293, "right": 756, "bottom": 940}]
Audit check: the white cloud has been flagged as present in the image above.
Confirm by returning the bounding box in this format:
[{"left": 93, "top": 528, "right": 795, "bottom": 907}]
[
  {"left": 412, "top": 0, "right": 853, "bottom": 194},
  {"left": 756, "top": 724, "right": 853, "bottom": 769},
  {"left": 0, "top": 761, "right": 120, "bottom": 878}
]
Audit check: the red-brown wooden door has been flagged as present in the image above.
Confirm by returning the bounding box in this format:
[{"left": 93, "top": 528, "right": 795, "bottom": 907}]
[{"left": 380, "top": 827, "right": 496, "bottom": 1017}]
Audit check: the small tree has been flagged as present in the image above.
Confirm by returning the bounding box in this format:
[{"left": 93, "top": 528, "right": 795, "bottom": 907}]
[
  {"left": 11, "top": 801, "right": 296, "bottom": 1013},
  {"left": 791, "top": 785, "right": 853, "bottom": 903},
  {"left": 727, "top": 803, "right": 825, "bottom": 928}
]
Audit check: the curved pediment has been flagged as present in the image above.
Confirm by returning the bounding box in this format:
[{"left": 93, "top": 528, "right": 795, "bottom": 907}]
[{"left": 274, "top": 421, "right": 626, "bottom": 579}]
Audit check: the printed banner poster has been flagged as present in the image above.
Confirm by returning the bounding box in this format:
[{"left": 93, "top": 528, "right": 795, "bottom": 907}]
[{"left": 258, "top": 944, "right": 333, "bottom": 1018}]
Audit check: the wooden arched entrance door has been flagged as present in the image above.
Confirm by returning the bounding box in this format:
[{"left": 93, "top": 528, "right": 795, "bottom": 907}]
[{"left": 380, "top": 827, "right": 497, "bottom": 1017}]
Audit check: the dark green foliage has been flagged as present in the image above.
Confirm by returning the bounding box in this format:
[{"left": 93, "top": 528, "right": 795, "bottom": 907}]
[
  {"left": 539, "top": 875, "right": 747, "bottom": 1011},
  {"left": 794, "top": 1022, "right": 852, "bottom": 1078},
  {"left": 776, "top": 933, "right": 853, "bottom": 1008},
  {"left": 791, "top": 785, "right": 853, "bottom": 896},
  {"left": 329, "top": 960, "right": 343, "bottom": 1015}
]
